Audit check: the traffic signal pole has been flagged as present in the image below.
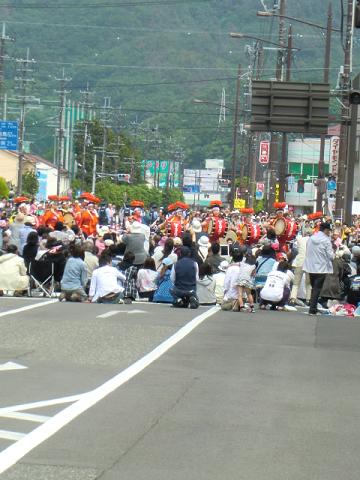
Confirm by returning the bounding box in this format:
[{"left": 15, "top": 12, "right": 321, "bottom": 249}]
[
  {"left": 316, "top": 3, "right": 333, "bottom": 213},
  {"left": 335, "top": 0, "right": 355, "bottom": 219}
]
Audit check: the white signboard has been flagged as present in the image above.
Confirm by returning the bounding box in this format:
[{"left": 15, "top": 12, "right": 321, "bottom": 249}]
[
  {"left": 330, "top": 136, "right": 340, "bottom": 176},
  {"left": 205, "top": 159, "right": 224, "bottom": 169}
]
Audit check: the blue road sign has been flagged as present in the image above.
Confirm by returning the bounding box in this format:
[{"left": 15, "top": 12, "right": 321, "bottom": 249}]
[
  {"left": 183, "top": 185, "right": 200, "bottom": 193},
  {"left": 0, "top": 121, "right": 18, "bottom": 150}
]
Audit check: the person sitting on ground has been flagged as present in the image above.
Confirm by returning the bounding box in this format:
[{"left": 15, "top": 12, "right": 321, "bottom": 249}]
[
  {"left": 117, "top": 251, "right": 138, "bottom": 304},
  {"left": 60, "top": 244, "right": 88, "bottom": 302},
  {"left": 22, "top": 231, "right": 39, "bottom": 270},
  {"left": 235, "top": 254, "right": 256, "bottom": 313},
  {"left": 254, "top": 245, "right": 277, "bottom": 291},
  {"left": 213, "top": 260, "right": 229, "bottom": 304},
  {"left": 0, "top": 244, "right": 29, "bottom": 296},
  {"left": 195, "top": 235, "right": 211, "bottom": 266},
  {"left": 153, "top": 257, "right": 175, "bottom": 304},
  {"left": 9, "top": 213, "right": 25, "bottom": 250},
  {"left": 206, "top": 242, "right": 227, "bottom": 273},
  {"left": 170, "top": 245, "right": 199, "bottom": 309},
  {"left": 83, "top": 240, "right": 99, "bottom": 292},
  {"left": 152, "top": 237, "right": 177, "bottom": 270},
  {"left": 136, "top": 257, "right": 159, "bottom": 301},
  {"left": 221, "top": 245, "right": 244, "bottom": 311},
  {"left": 259, "top": 260, "right": 293, "bottom": 310},
  {"left": 196, "top": 262, "right": 217, "bottom": 306},
  {"left": 89, "top": 253, "right": 126, "bottom": 303},
  {"left": 121, "top": 221, "right": 147, "bottom": 267}
]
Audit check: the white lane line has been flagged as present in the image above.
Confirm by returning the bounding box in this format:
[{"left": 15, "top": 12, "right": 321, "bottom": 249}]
[
  {"left": 96, "top": 311, "right": 121, "bottom": 319},
  {"left": 0, "top": 362, "right": 27, "bottom": 372},
  {"left": 127, "top": 309, "right": 147, "bottom": 314},
  {"left": 0, "top": 431, "right": 26, "bottom": 442},
  {"left": 0, "top": 394, "right": 85, "bottom": 414},
  {"left": 0, "top": 300, "right": 58, "bottom": 318},
  {"left": 0, "top": 412, "right": 49, "bottom": 423},
  {"left": 0, "top": 305, "right": 219, "bottom": 474}
]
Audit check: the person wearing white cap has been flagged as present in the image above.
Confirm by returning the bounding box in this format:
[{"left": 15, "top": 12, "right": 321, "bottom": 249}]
[
  {"left": 196, "top": 235, "right": 211, "bottom": 264},
  {"left": 213, "top": 260, "right": 229, "bottom": 304}
]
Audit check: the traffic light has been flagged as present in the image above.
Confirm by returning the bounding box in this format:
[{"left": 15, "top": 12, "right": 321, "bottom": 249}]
[
  {"left": 355, "top": 0, "right": 360, "bottom": 28},
  {"left": 297, "top": 179, "right": 305, "bottom": 193},
  {"left": 349, "top": 90, "right": 360, "bottom": 104}
]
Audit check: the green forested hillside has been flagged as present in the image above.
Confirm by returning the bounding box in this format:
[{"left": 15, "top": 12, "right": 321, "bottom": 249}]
[{"left": 0, "top": 0, "right": 356, "bottom": 171}]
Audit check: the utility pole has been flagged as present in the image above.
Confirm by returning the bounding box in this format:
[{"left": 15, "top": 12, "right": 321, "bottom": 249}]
[
  {"left": 80, "top": 84, "right": 94, "bottom": 191},
  {"left": 230, "top": 64, "right": 242, "bottom": 209},
  {"left": 316, "top": 3, "right": 333, "bottom": 212},
  {"left": 55, "top": 69, "right": 71, "bottom": 196},
  {"left": 335, "top": 0, "right": 355, "bottom": 219},
  {"left": 0, "top": 23, "right": 13, "bottom": 119},
  {"left": 268, "top": 0, "right": 286, "bottom": 209},
  {"left": 100, "top": 97, "right": 111, "bottom": 173},
  {"left": 279, "top": 24, "right": 292, "bottom": 202},
  {"left": 14, "top": 48, "right": 36, "bottom": 195}
]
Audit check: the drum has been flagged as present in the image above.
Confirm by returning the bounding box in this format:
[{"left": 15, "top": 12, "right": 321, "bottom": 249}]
[
  {"left": 241, "top": 223, "right": 262, "bottom": 245},
  {"left": 207, "top": 217, "right": 228, "bottom": 239},
  {"left": 273, "top": 217, "right": 287, "bottom": 236},
  {"left": 63, "top": 212, "right": 76, "bottom": 228},
  {"left": 166, "top": 221, "right": 183, "bottom": 238},
  {"left": 283, "top": 220, "right": 298, "bottom": 242}
]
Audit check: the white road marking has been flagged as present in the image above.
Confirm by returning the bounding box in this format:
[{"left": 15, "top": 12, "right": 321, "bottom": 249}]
[
  {"left": 0, "top": 412, "right": 49, "bottom": 423},
  {"left": 0, "top": 394, "right": 85, "bottom": 414},
  {"left": 0, "top": 362, "right": 27, "bottom": 372},
  {"left": 0, "top": 299, "right": 58, "bottom": 318},
  {"left": 0, "top": 305, "right": 219, "bottom": 474},
  {"left": 127, "top": 309, "right": 147, "bottom": 314},
  {"left": 96, "top": 311, "right": 120, "bottom": 319},
  {"left": 0, "top": 431, "right": 26, "bottom": 442}
]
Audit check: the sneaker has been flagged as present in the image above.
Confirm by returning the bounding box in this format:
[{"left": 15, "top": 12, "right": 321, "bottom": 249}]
[
  {"left": 172, "top": 298, "right": 184, "bottom": 308},
  {"left": 249, "top": 305, "right": 255, "bottom": 313},
  {"left": 289, "top": 299, "right": 296, "bottom": 306},
  {"left": 59, "top": 292, "right": 66, "bottom": 302},
  {"left": 189, "top": 296, "right": 199, "bottom": 309},
  {"left": 295, "top": 299, "right": 305, "bottom": 307}
]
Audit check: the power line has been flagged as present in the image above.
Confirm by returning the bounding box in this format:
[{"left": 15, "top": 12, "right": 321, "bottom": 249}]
[{"left": 0, "top": 0, "right": 212, "bottom": 8}]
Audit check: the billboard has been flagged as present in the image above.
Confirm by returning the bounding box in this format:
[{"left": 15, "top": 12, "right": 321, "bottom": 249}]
[
  {"left": 0, "top": 121, "right": 18, "bottom": 150},
  {"left": 142, "top": 160, "right": 181, "bottom": 188}
]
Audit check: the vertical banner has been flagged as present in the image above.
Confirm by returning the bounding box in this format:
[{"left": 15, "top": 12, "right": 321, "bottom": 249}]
[
  {"left": 255, "top": 182, "right": 265, "bottom": 200},
  {"left": 275, "top": 183, "right": 280, "bottom": 202},
  {"left": 36, "top": 170, "right": 48, "bottom": 201},
  {"left": 329, "top": 136, "right": 340, "bottom": 177},
  {"left": 259, "top": 140, "right": 270, "bottom": 164}
]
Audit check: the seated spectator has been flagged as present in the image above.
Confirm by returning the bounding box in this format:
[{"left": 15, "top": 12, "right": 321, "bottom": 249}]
[
  {"left": 206, "top": 242, "right": 226, "bottom": 273},
  {"left": 118, "top": 251, "right": 138, "bottom": 304},
  {"left": 221, "top": 246, "right": 244, "bottom": 311},
  {"left": 153, "top": 258, "right": 175, "bottom": 303},
  {"left": 83, "top": 240, "right": 99, "bottom": 291},
  {"left": 0, "top": 244, "right": 29, "bottom": 296},
  {"left": 136, "top": 257, "right": 159, "bottom": 301},
  {"left": 254, "top": 245, "right": 277, "bottom": 290},
  {"left": 213, "top": 260, "right": 229, "bottom": 304},
  {"left": 196, "top": 262, "right": 217, "bottom": 305},
  {"left": 49, "top": 221, "right": 75, "bottom": 245},
  {"left": 152, "top": 237, "right": 177, "bottom": 270},
  {"left": 170, "top": 246, "right": 199, "bottom": 309},
  {"left": 195, "top": 235, "right": 211, "bottom": 266},
  {"left": 89, "top": 253, "right": 126, "bottom": 303},
  {"left": 22, "top": 231, "right": 39, "bottom": 269},
  {"left": 60, "top": 244, "right": 87, "bottom": 302},
  {"left": 259, "top": 261, "right": 293, "bottom": 310}
]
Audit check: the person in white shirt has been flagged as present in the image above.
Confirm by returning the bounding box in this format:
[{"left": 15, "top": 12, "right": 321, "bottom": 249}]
[
  {"left": 221, "top": 246, "right": 244, "bottom": 310},
  {"left": 136, "top": 257, "right": 159, "bottom": 301},
  {"left": 260, "top": 261, "right": 294, "bottom": 310},
  {"left": 89, "top": 253, "right": 126, "bottom": 303},
  {"left": 213, "top": 260, "right": 229, "bottom": 304}
]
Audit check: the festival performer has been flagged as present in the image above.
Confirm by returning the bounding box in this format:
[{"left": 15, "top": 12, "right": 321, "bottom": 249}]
[
  {"left": 79, "top": 203, "right": 98, "bottom": 237},
  {"left": 271, "top": 202, "right": 298, "bottom": 251},
  {"left": 203, "top": 200, "right": 228, "bottom": 243},
  {"left": 124, "top": 200, "right": 145, "bottom": 231},
  {"left": 41, "top": 200, "right": 65, "bottom": 229},
  {"left": 164, "top": 201, "right": 188, "bottom": 238}
]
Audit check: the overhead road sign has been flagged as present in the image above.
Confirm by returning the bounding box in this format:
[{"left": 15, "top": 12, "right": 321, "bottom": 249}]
[
  {"left": 0, "top": 121, "right": 18, "bottom": 150},
  {"left": 251, "top": 81, "right": 330, "bottom": 134}
]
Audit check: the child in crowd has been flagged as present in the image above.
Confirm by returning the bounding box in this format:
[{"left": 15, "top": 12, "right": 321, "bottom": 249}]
[
  {"left": 235, "top": 254, "right": 256, "bottom": 312},
  {"left": 136, "top": 257, "right": 159, "bottom": 301}
]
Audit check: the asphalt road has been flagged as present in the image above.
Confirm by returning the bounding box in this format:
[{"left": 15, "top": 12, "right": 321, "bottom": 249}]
[{"left": 1, "top": 298, "right": 360, "bottom": 479}]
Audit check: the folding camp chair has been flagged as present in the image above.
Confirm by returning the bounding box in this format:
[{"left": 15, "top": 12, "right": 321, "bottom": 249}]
[{"left": 28, "top": 259, "right": 55, "bottom": 298}]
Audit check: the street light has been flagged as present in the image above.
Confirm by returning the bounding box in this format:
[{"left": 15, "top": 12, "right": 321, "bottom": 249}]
[
  {"left": 229, "top": 32, "right": 300, "bottom": 51},
  {"left": 256, "top": 11, "right": 340, "bottom": 32}
]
